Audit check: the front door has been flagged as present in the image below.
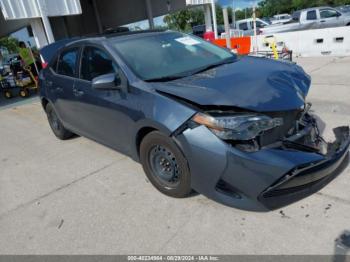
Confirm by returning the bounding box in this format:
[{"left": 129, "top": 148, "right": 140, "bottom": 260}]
[
  {"left": 71, "top": 46, "right": 136, "bottom": 155},
  {"left": 319, "top": 8, "right": 342, "bottom": 28}
]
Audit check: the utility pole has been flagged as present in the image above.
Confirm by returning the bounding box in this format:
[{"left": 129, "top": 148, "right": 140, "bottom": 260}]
[
  {"left": 252, "top": 3, "right": 258, "bottom": 54},
  {"left": 211, "top": 0, "right": 218, "bottom": 39},
  {"left": 223, "top": 8, "right": 231, "bottom": 49},
  {"left": 232, "top": 0, "right": 236, "bottom": 29}
]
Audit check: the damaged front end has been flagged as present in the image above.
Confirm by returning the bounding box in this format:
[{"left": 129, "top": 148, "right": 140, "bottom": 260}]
[
  {"left": 174, "top": 102, "right": 350, "bottom": 211},
  {"left": 191, "top": 102, "right": 350, "bottom": 157}
]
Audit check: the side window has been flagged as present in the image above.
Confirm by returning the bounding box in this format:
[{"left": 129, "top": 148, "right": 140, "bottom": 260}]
[
  {"left": 80, "top": 47, "right": 116, "bottom": 81},
  {"left": 307, "top": 10, "right": 317, "bottom": 20},
  {"left": 320, "top": 9, "right": 338, "bottom": 19},
  {"left": 57, "top": 48, "right": 79, "bottom": 77},
  {"left": 256, "top": 21, "right": 265, "bottom": 28},
  {"left": 239, "top": 22, "right": 248, "bottom": 31}
]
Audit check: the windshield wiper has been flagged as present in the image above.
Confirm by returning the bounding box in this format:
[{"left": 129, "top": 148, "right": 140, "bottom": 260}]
[
  {"left": 190, "top": 58, "right": 236, "bottom": 76},
  {"left": 144, "top": 75, "right": 188, "bottom": 82},
  {"left": 144, "top": 58, "right": 236, "bottom": 83}
]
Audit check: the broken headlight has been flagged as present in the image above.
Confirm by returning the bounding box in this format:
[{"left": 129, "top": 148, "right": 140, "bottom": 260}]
[{"left": 192, "top": 112, "right": 283, "bottom": 141}]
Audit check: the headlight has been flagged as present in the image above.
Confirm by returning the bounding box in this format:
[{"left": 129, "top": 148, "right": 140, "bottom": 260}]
[{"left": 192, "top": 112, "right": 283, "bottom": 141}]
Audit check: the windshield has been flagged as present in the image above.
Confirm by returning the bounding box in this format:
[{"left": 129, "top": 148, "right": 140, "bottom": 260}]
[{"left": 110, "top": 31, "right": 236, "bottom": 81}]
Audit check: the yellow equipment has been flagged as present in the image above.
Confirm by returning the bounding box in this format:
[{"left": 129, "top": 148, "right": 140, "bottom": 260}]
[
  {"left": 263, "top": 36, "right": 279, "bottom": 60},
  {"left": 16, "top": 65, "right": 38, "bottom": 98}
]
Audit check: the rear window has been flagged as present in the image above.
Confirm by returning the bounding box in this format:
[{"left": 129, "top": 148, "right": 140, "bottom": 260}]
[
  {"left": 57, "top": 48, "right": 79, "bottom": 77},
  {"left": 239, "top": 22, "right": 248, "bottom": 30}
]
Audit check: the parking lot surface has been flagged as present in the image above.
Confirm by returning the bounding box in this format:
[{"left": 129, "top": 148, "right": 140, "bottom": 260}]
[{"left": 0, "top": 57, "right": 350, "bottom": 255}]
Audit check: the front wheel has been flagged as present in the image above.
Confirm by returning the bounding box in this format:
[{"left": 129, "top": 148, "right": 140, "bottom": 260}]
[{"left": 140, "top": 131, "right": 192, "bottom": 198}]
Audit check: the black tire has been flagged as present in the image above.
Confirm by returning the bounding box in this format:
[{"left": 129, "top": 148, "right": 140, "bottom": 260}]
[
  {"left": 4, "top": 90, "right": 12, "bottom": 99},
  {"left": 19, "top": 89, "right": 30, "bottom": 98},
  {"left": 45, "top": 103, "right": 74, "bottom": 140},
  {"left": 140, "top": 131, "right": 192, "bottom": 198}
]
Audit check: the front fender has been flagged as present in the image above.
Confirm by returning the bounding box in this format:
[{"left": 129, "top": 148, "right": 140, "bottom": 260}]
[{"left": 130, "top": 89, "right": 196, "bottom": 160}]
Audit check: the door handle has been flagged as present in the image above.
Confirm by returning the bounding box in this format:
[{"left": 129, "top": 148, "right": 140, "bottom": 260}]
[
  {"left": 46, "top": 80, "right": 53, "bottom": 87},
  {"left": 55, "top": 87, "right": 63, "bottom": 92},
  {"left": 73, "top": 88, "right": 84, "bottom": 97},
  {"left": 51, "top": 86, "right": 63, "bottom": 93},
  {"left": 320, "top": 20, "right": 326, "bottom": 23}
]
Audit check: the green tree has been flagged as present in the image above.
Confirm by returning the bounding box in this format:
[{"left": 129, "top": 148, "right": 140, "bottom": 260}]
[
  {"left": 0, "top": 37, "right": 19, "bottom": 53},
  {"left": 163, "top": 7, "right": 204, "bottom": 32},
  {"left": 164, "top": 0, "right": 350, "bottom": 32}
]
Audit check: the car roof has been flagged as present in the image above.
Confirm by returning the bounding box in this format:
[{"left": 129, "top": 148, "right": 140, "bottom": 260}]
[{"left": 299, "top": 6, "right": 334, "bottom": 12}]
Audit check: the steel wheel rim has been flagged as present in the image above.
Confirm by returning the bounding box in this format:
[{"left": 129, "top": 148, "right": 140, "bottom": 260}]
[{"left": 149, "top": 145, "right": 181, "bottom": 188}]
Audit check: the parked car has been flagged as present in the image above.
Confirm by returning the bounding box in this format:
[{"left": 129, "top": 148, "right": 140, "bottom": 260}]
[
  {"left": 235, "top": 18, "right": 270, "bottom": 35},
  {"left": 261, "top": 6, "right": 350, "bottom": 34},
  {"left": 39, "top": 30, "right": 350, "bottom": 211},
  {"left": 192, "top": 24, "right": 225, "bottom": 38},
  {"left": 270, "top": 13, "right": 292, "bottom": 24}
]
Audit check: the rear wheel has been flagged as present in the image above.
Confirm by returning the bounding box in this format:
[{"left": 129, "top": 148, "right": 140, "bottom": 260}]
[
  {"left": 19, "top": 89, "right": 30, "bottom": 98},
  {"left": 45, "top": 103, "right": 74, "bottom": 140},
  {"left": 140, "top": 131, "right": 192, "bottom": 198},
  {"left": 4, "top": 90, "right": 12, "bottom": 99}
]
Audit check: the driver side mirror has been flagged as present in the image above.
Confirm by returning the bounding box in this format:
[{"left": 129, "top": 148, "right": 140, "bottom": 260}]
[{"left": 92, "top": 73, "right": 121, "bottom": 90}]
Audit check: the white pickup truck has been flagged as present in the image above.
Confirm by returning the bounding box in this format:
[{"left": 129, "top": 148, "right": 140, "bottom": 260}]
[{"left": 261, "top": 6, "right": 350, "bottom": 34}]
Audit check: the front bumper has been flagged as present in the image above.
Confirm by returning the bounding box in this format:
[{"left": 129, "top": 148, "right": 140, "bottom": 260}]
[{"left": 175, "top": 125, "right": 350, "bottom": 211}]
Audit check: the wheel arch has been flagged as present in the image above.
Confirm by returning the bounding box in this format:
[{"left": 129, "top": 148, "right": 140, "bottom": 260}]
[
  {"left": 135, "top": 126, "right": 159, "bottom": 159},
  {"left": 41, "top": 97, "right": 49, "bottom": 110}
]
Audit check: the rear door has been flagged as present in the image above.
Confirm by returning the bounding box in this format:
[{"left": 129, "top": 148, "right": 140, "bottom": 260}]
[
  {"left": 46, "top": 47, "right": 80, "bottom": 129},
  {"left": 305, "top": 10, "right": 318, "bottom": 29}
]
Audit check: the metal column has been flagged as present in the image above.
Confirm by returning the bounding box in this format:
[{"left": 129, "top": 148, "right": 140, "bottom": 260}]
[
  {"left": 36, "top": 0, "right": 55, "bottom": 43},
  {"left": 92, "top": 0, "right": 103, "bottom": 34},
  {"left": 145, "top": 0, "right": 155, "bottom": 29},
  {"left": 204, "top": 4, "right": 212, "bottom": 32},
  {"left": 211, "top": 0, "right": 218, "bottom": 39},
  {"left": 30, "top": 18, "right": 48, "bottom": 48}
]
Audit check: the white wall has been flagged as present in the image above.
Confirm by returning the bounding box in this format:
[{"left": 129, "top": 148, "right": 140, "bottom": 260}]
[{"left": 255, "top": 26, "right": 350, "bottom": 57}]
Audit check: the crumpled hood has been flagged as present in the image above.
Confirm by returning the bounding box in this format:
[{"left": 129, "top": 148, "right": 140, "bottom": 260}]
[{"left": 152, "top": 56, "right": 311, "bottom": 112}]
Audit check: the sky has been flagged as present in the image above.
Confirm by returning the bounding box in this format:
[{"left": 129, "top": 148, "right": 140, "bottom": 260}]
[{"left": 11, "top": 28, "right": 36, "bottom": 47}]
